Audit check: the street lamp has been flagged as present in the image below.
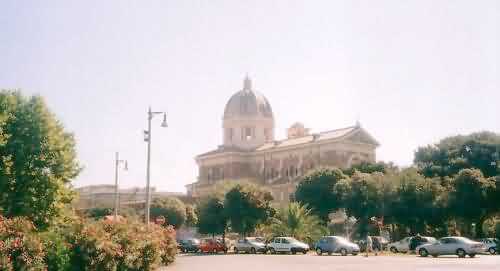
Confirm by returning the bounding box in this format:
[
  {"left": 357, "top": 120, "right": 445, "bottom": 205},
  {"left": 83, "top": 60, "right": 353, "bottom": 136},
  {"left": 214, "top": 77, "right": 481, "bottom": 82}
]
[
  {"left": 114, "top": 152, "right": 128, "bottom": 220},
  {"left": 144, "top": 106, "right": 167, "bottom": 225}
]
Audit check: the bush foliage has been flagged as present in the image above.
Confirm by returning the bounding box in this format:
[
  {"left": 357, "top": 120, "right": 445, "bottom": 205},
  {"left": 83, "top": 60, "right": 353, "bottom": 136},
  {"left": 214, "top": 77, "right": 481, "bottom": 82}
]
[{"left": 0, "top": 216, "right": 177, "bottom": 271}]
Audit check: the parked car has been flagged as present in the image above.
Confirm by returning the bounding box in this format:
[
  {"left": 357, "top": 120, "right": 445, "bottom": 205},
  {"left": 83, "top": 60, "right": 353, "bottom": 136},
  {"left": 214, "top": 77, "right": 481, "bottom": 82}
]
[
  {"left": 234, "top": 237, "right": 267, "bottom": 254},
  {"left": 314, "top": 236, "right": 360, "bottom": 256},
  {"left": 177, "top": 238, "right": 201, "bottom": 253},
  {"left": 267, "top": 237, "right": 309, "bottom": 254},
  {"left": 389, "top": 236, "right": 437, "bottom": 253},
  {"left": 416, "top": 236, "right": 485, "bottom": 258},
  {"left": 199, "top": 238, "right": 228, "bottom": 254},
  {"left": 479, "top": 238, "right": 498, "bottom": 255}
]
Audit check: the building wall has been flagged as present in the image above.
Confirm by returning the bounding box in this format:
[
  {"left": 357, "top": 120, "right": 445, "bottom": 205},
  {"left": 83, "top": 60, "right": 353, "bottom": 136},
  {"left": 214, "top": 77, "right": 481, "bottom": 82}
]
[{"left": 191, "top": 138, "right": 376, "bottom": 203}]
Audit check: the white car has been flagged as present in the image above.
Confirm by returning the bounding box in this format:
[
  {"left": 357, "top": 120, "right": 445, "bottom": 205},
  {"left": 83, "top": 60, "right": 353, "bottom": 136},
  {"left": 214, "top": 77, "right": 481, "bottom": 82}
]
[
  {"left": 388, "top": 236, "right": 437, "bottom": 253},
  {"left": 267, "top": 237, "right": 309, "bottom": 254},
  {"left": 416, "top": 237, "right": 485, "bottom": 258}
]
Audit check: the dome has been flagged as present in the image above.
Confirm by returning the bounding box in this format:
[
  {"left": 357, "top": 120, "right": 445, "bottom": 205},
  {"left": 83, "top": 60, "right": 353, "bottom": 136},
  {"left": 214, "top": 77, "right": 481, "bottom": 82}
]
[{"left": 223, "top": 76, "right": 273, "bottom": 119}]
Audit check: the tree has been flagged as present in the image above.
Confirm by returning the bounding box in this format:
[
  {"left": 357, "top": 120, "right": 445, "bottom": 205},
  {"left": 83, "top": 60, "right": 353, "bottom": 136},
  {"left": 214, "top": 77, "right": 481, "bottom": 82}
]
[
  {"left": 196, "top": 196, "right": 227, "bottom": 238},
  {"left": 448, "top": 169, "right": 497, "bottom": 237},
  {"left": 223, "top": 184, "right": 274, "bottom": 236},
  {"left": 295, "top": 167, "right": 348, "bottom": 222},
  {"left": 414, "top": 132, "right": 500, "bottom": 178},
  {"left": 390, "top": 169, "right": 448, "bottom": 235},
  {"left": 335, "top": 172, "right": 383, "bottom": 237},
  {"left": 265, "top": 202, "right": 327, "bottom": 244},
  {"left": 150, "top": 197, "right": 186, "bottom": 229},
  {"left": 0, "top": 91, "right": 81, "bottom": 229},
  {"left": 185, "top": 204, "right": 198, "bottom": 227},
  {"left": 342, "top": 161, "right": 398, "bottom": 177}
]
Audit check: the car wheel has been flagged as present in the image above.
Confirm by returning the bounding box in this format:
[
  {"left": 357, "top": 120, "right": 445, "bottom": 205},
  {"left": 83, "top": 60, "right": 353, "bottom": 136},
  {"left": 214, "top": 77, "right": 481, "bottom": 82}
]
[
  {"left": 352, "top": 253, "right": 358, "bottom": 256},
  {"left": 419, "top": 248, "right": 429, "bottom": 257},
  {"left": 456, "top": 249, "right": 466, "bottom": 258},
  {"left": 234, "top": 247, "right": 238, "bottom": 254},
  {"left": 340, "top": 248, "right": 348, "bottom": 256},
  {"left": 250, "top": 247, "right": 256, "bottom": 254},
  {"left": 316, "top": 248, "right": 323, "bottom": 256},
  {"left": 291, "top": 249, "right": 297, "bottom": 255},
  {"left": 488, "top": 247, "right": 496, "bottom": 255},
  {"left": 302, "top": 250, "right": 307, "bottom": 255},
  {"left": 270, "top": 248, "right": 276, "bottom": 254},
  {"left": 390, "top": 247, "right": 398, "bottom": 253},
  {"left": 469, "top": 254, "right": 476, "bottom": 258}
]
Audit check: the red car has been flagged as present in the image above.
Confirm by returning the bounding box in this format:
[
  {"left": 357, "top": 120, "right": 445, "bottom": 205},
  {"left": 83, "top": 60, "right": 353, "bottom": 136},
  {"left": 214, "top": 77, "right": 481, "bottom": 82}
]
[{"left": 199, "top": 238, "right": 228, "bottom": 254}]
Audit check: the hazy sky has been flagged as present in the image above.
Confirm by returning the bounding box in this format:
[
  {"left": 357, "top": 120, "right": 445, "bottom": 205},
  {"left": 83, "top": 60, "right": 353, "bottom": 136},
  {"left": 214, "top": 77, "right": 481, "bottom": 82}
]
[{"left": 1, "top": 1, "right": 498, "bottom": 192}]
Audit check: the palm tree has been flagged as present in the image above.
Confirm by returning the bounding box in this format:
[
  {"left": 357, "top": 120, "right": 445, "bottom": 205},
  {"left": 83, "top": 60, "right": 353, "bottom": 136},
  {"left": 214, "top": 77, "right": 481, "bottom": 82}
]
[{"left": 267, "top": 202, "right": 327, "bottom": 244}]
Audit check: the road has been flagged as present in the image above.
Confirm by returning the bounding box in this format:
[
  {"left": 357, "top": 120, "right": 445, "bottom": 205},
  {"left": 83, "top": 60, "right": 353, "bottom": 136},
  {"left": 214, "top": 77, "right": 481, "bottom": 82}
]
[{"left": 162, "top": 253, "right": 500, "bottom": 271}]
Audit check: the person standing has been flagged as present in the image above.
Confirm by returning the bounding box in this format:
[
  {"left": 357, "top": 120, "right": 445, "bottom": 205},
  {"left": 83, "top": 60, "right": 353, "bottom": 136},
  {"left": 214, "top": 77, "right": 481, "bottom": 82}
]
[{"left": 365, "top": 235, "right": 373, "bottom": 257}]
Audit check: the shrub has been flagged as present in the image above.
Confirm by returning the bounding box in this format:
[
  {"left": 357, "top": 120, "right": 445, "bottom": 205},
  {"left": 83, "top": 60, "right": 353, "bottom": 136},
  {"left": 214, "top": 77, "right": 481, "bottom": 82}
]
[
  {"left": 39, "top": 231, "right": 72, "bottom": 271},
  {"left": 0, "top": 216, "right": 46, "bottom": 271},
  {"left": 68, "top": 219, "right": 176, "bottom": 271}
]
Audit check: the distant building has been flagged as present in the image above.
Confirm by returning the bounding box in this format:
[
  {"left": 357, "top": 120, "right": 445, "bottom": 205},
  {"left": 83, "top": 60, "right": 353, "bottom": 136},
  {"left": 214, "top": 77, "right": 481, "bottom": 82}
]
[
  {"left": 74, "top": 184, "right": 185, "bottom": 211},
  {"left": 186, "top": 76, "right": 380, "bottom": 205}
]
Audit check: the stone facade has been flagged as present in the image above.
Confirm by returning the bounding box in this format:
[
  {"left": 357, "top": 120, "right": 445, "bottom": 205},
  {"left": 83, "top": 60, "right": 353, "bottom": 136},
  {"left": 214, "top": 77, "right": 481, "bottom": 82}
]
[{"left": 186, "top": 77, "right": 379, "bottom": 206}]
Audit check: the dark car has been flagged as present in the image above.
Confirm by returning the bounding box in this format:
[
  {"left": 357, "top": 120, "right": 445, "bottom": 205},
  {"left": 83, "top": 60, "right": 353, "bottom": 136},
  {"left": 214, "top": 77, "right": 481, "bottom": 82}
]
[{"left": 177, "top": 238, "right": 201, "bottom": 253}]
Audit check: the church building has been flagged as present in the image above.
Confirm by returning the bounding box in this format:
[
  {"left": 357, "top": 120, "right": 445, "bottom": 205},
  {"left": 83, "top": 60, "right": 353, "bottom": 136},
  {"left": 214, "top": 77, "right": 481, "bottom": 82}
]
[{"left": 186, "top": 76, "right": 380, "bottom": 205}]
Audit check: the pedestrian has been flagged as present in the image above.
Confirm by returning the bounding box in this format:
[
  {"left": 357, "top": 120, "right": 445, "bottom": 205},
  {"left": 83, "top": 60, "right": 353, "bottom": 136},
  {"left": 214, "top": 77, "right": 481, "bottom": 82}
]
[{"left": 365, "top": 235, "right": 373, "bottom": 257}]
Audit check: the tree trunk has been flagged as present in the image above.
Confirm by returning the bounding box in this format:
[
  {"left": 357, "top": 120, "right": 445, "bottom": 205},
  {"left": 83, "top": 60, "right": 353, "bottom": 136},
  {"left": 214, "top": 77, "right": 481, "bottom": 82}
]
[{"left": 475, "top": 216, "right": 486, "bottom": 238}]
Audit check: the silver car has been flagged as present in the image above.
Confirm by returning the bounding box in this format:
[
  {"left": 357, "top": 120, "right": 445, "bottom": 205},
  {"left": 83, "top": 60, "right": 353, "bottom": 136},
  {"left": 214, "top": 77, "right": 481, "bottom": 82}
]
[
  {"left": 234, "top": 237, "right": 267, "bottom": 254},
  {"left": 314, "top": 236, "right": 360, "bottom": 256},
  {"left": 416, "top": 237, "right": 485, "bottom": 258},
  {"left": 479, "top": 238, "right": 498, "bottom": 255}
]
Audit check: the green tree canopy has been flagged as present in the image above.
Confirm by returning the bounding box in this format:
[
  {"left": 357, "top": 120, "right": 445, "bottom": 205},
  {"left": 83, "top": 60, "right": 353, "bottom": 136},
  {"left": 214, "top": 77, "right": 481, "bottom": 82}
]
[
  {"left": 0, "top": 90, "right": 80, "bottom": 229},
  {"left": 265, "top": 202, "right": 327, "bottom": 244},
  {"left": 414, "top": 131, "right": 500, "bottom": 178},
  {"left": 196, "top": 196, "right": 226, "bottom": 237},
  {"left": 223, "top": 184, "right": 274, "bottom": 236},
  {"left": 150, "top": 197, "right": 186, "bottom": 229},
  {"left": 390, "top": 169, "right": 448, "bottom": 235},
  {"left": 335, "top": 172, "right": 383, "bottom": 237},
  {"left": 342, "top": 161, "right": 398, "bottom": 177},
  {"left": 448, "top": 169, "right": 497, "bottom": 237},
  {"left": 295, "top": 167, "right": 348, "bottom": 222}
]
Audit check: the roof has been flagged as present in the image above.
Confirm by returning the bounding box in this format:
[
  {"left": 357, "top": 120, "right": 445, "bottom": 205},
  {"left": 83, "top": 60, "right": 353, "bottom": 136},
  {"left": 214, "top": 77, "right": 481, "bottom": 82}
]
[
  {"left": 256, "top": 125, "right": 371, "bottom": 151},
  {"left": 197, "top": 125, "right": 379, "bottom": 159}
]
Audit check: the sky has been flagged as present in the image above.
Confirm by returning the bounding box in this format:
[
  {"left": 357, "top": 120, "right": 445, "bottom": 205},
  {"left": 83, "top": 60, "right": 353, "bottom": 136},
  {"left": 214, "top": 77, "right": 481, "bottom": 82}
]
[{"left": 0, "top": 1, "right": 498, "bottom": 193}]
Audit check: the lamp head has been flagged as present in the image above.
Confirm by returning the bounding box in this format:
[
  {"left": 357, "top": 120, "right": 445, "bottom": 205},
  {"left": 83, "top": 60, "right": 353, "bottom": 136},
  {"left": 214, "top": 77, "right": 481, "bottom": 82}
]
[{"left": 161, "top": 113, "right": 168, "bottom": 128}]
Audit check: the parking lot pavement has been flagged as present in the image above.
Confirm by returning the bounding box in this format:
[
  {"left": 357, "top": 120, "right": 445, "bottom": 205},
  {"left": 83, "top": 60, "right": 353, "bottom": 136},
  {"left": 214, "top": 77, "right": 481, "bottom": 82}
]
[{"left": 162, "top": 253, "right": 500, "bottom": 271}]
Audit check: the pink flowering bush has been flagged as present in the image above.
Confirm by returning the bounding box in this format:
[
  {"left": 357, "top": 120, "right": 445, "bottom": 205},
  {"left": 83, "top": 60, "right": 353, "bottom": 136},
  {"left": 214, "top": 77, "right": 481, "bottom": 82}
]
[
  {"left": 0, "top": 215, "right": 176, "bottom": 271},
  {"left": 0, "top": 216, "right": 46, "bottom": 271},
  {"left": 68, "top": 219, "right": 177, "bottom": 271}
]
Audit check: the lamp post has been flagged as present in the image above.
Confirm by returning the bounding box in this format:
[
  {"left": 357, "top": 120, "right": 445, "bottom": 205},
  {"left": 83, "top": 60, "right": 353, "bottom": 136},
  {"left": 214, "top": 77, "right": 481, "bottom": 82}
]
[
  {"left": 114, "top": 152, "right": 128, "bottom": 220},
  {"left": 144, "top": 106, "right": 167, "bottom": 225}
]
